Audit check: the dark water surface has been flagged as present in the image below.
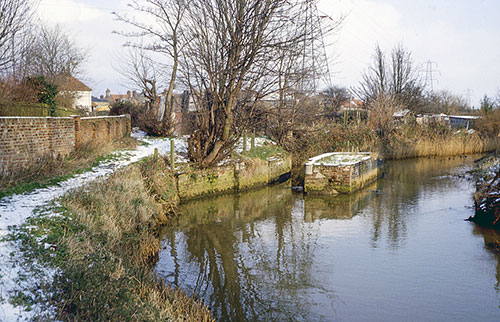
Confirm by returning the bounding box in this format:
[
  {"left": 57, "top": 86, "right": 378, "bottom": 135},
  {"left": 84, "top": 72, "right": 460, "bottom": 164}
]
[{"left": 156, "top": 157, "right": 500, "bottom": 322}]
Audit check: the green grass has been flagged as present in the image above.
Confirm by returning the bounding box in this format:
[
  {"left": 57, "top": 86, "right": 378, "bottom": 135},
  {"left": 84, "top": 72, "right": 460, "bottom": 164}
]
[{"left": 240, "top": 143, "right": 285, "bottom": 160}]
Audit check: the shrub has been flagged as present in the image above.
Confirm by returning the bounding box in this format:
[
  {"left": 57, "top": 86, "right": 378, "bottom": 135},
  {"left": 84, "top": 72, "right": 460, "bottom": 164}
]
[{"left": 109, "top": 100, "right": 145, "bottom": 128}]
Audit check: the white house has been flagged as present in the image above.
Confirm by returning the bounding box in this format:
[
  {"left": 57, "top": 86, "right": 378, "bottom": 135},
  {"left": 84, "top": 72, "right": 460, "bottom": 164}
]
[{"left": 56, "top": 75, "right": 92, "bottom": 112}]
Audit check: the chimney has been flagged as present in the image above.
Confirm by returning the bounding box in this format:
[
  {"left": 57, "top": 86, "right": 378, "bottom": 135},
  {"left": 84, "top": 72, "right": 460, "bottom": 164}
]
[
  {"left": 127, "top": 90, "right": 132, "bottom": 99},
  {"left": 105, "top": 89, "right": 110, "bottom": 99},
  {"left": 132, "top": 90, "right": 137, "bottom": 98},
  {"left": 100, "top": 95, "right": 104, "bottom": 99}
]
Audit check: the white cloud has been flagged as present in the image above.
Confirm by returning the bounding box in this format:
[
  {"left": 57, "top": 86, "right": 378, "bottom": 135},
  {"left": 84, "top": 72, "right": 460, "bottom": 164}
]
[
  {"left": 319, "top": 0, "right": 500, "bottom": 105},
  {"left": 37, "top": 0, "right": 105, "bottom": 23}
]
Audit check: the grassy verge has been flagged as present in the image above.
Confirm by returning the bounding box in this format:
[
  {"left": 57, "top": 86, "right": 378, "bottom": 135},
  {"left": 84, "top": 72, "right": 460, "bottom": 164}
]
[
  {"left": 0, "top": 137, "right": 137, "bottom": 199},
  {"left": 11, "top": 159, "right": 214, "bottom": 321}
]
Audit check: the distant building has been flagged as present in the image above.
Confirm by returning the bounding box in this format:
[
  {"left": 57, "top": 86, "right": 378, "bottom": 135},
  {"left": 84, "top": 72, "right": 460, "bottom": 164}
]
[
  {"left": 448, "top": 115, "right": 480, "bottom": 129},
  {"left": 103, "top": 89, "right": 147, "bottom": 106},
  {"left": 340, "top": 99, "right": 364, "bottom": 111},
  {"left": 91, "top": 96, "right": 110, "bottom": 112},
  {"left": 56, "top": 75, "right": 92, "bottom": 112}
]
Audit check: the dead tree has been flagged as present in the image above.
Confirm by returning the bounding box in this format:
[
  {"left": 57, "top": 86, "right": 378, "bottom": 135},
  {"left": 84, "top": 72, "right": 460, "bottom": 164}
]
[
  {"left": 356, "top": 43, "right": 423, "bottom": 110},
  {"left": 116, "top": 48, "right": 161, "bottom": 112},
  {"left": 0, "top": 0, "right": 37, "bottom": 74},
  {"left": 24, "top": 24, "right": 87, "bottom": 80},
  {"left": 114, "top": 0, "right": 188, "bottom": 134},
  {"left": 356, "top": 45, "right": 387, "bottom": 104}
]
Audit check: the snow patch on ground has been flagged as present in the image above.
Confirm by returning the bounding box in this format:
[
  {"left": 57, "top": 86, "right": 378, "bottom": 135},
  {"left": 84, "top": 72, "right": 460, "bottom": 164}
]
[
  {"left": 0, "top": 131, "right": 187, "bottom": 321},
  {"left": 234, "top": 136, "right": 274, "bottom": 154},
  {"left": 305, "top": 152, "right": 373, "bottom": 166}
]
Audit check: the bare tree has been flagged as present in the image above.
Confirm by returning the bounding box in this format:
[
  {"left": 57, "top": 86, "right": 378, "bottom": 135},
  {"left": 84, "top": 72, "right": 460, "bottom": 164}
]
[
  {"left": 114, "top": 0, "right": 188, "bottom": 132},
  {"left": 0, "top": 0, "right": 38, "bottom": 74},
  {"left": 116, "top": 48, "right": 162, "bottom": 111},
  {"left": 389, "top": 43, "right": 423, "bottom": 107},
  {"left": 356, "top": 43, "right": 423, "bottom": 110},
  {"left": 356, "top": 45, "right": 387, "bottom": 104},
  {"left": 182, "top": 0, "right": 333, "bottom": 167},
  {"left": 24, "top": 24, "right": 87, "bottom": 80},
  {"left": 423, "top": 90, "right": 469, "bottom": 114},
  {"left": 322, "top": 85, "right": 349, "bottom": 112}
]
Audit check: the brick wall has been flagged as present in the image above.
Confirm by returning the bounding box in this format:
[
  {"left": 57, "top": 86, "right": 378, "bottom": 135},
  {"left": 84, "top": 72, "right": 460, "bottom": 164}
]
[
  {"left": 0, "top": 115, "right": 131, "bottom": 175},
  {"left": 77, "top": 115, "right": 131, "bottom": 147}
]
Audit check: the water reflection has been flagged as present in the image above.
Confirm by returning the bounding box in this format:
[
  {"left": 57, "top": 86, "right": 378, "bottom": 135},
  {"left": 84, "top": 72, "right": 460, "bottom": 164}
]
[
  {"left": 157, "top": 156, "right": 500, "bottom": 322},
  {"left": 472, "top": 225, "right": 500, "bottom": 295},
  {"left": 158, "top": 185, "right": 329, "bottom": 321},
  {"left": 368, "top": 157, "right": 475, "bottom": 249}
]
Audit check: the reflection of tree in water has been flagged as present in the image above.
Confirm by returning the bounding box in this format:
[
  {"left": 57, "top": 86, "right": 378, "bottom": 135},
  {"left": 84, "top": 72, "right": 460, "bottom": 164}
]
[
  {"left": 160, "top": 185, "right": 327, "bottom": 321},
  {"left": 369, "top": 157, "right": 474, "bottom": 249}
]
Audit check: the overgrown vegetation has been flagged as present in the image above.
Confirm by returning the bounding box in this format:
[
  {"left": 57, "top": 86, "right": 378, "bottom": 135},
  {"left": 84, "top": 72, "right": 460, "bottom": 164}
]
[
  {"left": 13, "top": 160, "right": 214, "bottom": 321},
  {"left": 0, "top": 137, "right": 137, "bottom": 198},
  {"left": 277, "top": 93, "right": 500, "bottom": 185},
  {"left": 240, "top": 143, "right": 285, "bottom": 161}
]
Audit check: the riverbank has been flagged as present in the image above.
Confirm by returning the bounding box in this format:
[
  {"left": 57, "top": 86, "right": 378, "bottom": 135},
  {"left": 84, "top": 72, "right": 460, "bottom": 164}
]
[
  {"left": 290, "top": 123, "right": 499, "bottom": 185},
  {"left": 13, "top": 160, "right": 214, "bottom": 321},
  {"left": 470, "top": 153, "right": 500, "bottom": 229},
  {"left": 0, "top": 133, "right": 187, "bottom": 320},
  {"left": 9, "top": 151, "right": 291, "bottom": 320},
  {"left": 0, "top": 132, "right": 291, "bottom": 320}
]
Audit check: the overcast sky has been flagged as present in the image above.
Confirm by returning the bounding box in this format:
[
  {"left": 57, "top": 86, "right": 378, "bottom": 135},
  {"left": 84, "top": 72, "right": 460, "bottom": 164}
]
[{"left": 37, "top": 0, "right": 500, "bottom": 107}]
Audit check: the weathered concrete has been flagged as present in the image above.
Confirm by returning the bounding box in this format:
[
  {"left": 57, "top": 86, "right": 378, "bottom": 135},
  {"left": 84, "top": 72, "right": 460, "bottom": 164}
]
[
  {"left": 177, "top": 166, "right": 237, "bottom": 200},
  {"left": 176, "top": 153, "right": 292, "bottom": 201},
  {"left": 304, "top": 152, "right": 380, "bottom": 195}
]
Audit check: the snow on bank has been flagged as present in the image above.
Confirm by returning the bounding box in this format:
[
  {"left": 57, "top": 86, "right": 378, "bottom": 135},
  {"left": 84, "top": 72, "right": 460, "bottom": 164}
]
[{"left": 0, "top": 131, "right": 186, "bottom": 321}]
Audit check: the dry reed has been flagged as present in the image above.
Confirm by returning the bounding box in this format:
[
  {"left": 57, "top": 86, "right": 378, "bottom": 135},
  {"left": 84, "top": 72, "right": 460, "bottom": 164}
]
[{"left": 52, "top": 163, "right": 215, "bottom": 321}]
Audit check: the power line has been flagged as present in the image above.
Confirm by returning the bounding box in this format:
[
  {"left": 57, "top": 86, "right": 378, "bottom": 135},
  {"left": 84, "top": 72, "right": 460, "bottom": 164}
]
[
  {"left": 421, "top": 60, "right": 439, "bottom": 92},
  {"left": 298, "top": 0, "right": 333, "bottom": 94},
  {"left": 465, "top": 89, "right": 473, "bottom": 108}
]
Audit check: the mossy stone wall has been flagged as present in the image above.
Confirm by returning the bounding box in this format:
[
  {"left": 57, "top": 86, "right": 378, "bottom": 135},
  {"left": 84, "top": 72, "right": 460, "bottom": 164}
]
[
  {"left": 177, "top": 166, "right": 237, "bottom": 200},
  {"left": 174, "top": 153, "right": 292, "bottom": 201}
]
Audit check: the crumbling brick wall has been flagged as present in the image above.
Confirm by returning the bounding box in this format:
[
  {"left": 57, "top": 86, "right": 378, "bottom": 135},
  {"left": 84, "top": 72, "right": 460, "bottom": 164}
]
[
  {"left": 0, "top": 115, "right": 131, "bottom": 175},
  {"left": 77, "top": 115, "right": 131, "bottom": 147}
]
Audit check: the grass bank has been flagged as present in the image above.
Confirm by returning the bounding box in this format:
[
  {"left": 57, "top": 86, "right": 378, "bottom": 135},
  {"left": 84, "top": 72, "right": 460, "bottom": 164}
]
[
  {"left": 0, "top": 137, "right": 137, "bottom": 199},
  {"left": 14, "top": 158, "right": 214, "bottom": 321}
]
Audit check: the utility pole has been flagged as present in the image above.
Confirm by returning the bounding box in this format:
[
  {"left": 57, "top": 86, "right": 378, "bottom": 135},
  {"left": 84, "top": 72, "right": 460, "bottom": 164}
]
[
  {"left": 465, "top": 89, "right": 473, "bottom": 109},
  {"left": 298, "top": 0, "right": 332, "bottom": 94},
  {"left": 421, "top": 60, "right": 439, "bottom": 93}
]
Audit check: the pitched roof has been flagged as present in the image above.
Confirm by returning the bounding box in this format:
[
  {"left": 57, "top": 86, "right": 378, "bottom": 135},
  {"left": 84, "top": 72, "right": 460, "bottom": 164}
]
[
  {"left": 56, "top": 75, "right": 92, "bottom": 92},
  {"left": 92, "top": 96, "right": 108, "bottom": 102}
]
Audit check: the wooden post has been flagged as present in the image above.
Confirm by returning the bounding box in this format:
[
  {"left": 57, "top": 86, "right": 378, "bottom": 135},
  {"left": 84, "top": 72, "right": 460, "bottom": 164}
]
[
  {"left": 251, "top": 130, "right": 255, "bottom": 151},
  {"left": 242, "top": 131, "right": 247, "bottom": 152},
  {"left": 170, "top": 138, "right": 175, "bottom": 168}
]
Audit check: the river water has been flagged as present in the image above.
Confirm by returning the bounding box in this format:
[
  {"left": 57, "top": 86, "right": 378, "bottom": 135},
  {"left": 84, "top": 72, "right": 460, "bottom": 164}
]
[{"left": 156, "top": 157, "right": 500, "bottom": 322}]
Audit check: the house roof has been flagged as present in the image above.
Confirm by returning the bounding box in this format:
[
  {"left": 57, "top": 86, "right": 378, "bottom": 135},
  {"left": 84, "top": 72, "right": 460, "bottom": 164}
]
[
  {"left": 56, "top": 75, "right": 92, "bottom": 92},
  {"left": 92, "top": 96, "right": 108, "bottom": 103}
]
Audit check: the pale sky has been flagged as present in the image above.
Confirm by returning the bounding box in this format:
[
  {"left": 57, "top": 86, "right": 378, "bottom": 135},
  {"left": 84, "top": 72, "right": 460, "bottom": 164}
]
[{"left": 36, "top": 0, "right": 500, "bottom": 107}]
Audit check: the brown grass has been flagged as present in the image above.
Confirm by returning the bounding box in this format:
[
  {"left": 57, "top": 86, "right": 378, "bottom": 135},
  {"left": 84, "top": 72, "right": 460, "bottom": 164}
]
[
  {"left": 382, "top": 126, "right": 499, "bottom": 159},
  {"left": 0, "top": 137, "right": 137, "bottom": 191},
  {"left": 53, "top": 162, "right": 214, "bottom": 321}
]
